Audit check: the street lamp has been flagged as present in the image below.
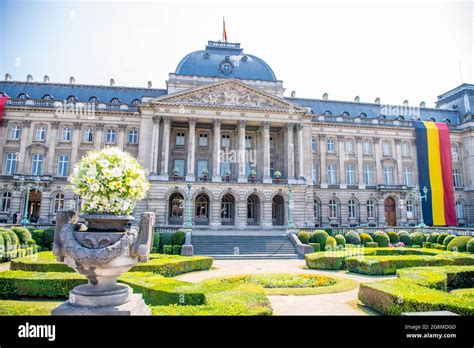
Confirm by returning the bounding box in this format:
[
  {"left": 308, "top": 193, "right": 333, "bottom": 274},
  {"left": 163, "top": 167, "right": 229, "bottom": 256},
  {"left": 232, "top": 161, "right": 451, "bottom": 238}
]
[
  {"left": 184, "top": 182, "right": 192, "bottom": 229},
  {"left": 287, "top": 184, "right": 295, "bottom": 229},
  {"left": 412, "top": 186, "right": 428, "bottom": 227},
  {"left": 17, "top": 176, "right": 42, "bottom": 225}
]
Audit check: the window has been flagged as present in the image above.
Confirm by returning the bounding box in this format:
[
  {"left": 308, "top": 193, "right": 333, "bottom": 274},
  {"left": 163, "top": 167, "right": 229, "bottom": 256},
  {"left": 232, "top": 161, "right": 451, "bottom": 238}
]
[
  {"left": 106, "top": 129, "right": 116, "bottom": 144},
  {"left": 61, "top": 127, "right": 71, "bottom": 142},
  {"left": 314, "top": 199, "right": 321, "bottom": 223},
  {"left": 406, "top": 200, "right": 414, "bottom": 219},
  {"left": 173, "top": 159, "right": 185, "bottom": 176},
  {"left": 57, "top": 155, "right": 69, "bottom": 177},
  {"left": 346, "top": 165, "right": 355, "bottom": 185},
  {"left": 364, "top": 165, "right": 374, "bottom": 185},
  {"left": 221, "top": 134, "right": 230, "bottom": 148},
  {"left": 312, "top": 162, "right": 319, "bottom": 184},
  {"left": 176, "top": 132, "right": 185, "bottom": 146},
  {"left": 31, "top": 154, "right": 43, "bottom": 175},
  {"left": 52, "top": 193, "right": 65, "bottom": 213},
  {"left": 363, "top": 140, "right": 373, "bottom": 155},
  {"left": 453, "top": 169, "right": 462, "bottom": 188},
  {"left": 9, "top": 124, "right": 20, "bottom": 140},
  {"left": 383, "top": 166, "right": 393, "bottom": 185},
  {"left": 402, "top": 143, "right": 410, "bottom": 157},
  {"left": 1, "top": 192, "right": 11, "bottom": 212},
  {"left": 36, "top": 125, "right": 46, "bottom": 141},
  {"left": 128, "top": 129, "right": 138, "bottom": 144},
  {"left": 199, "top": 133, "right": 208, "bottom": 147},
  {"left": 270, "top": 162, "right": 275, "bottom": 177},
  {"left": 89, "top": 96, "right": 99, "bottom": 103},
  {"left": 270, "top": 136, "right": 275, "bottom": 150},
  {"left": 311, "top": 138, "right": 317, "bottom": 152},
  {"left": 83, "top": 128, "right": 94, "bottom": 142},
  {"left": 220, "top": 162, "right": 231, "bottom": 177},
  {"left": 327, "top": 164, "right": 337, "bottom": 185},
  {"left": 345, "top": 140, "right": 354, "bottom": 154},
  {"left": 382, "top": 141, "right": 391, "bottom": 156},
  {"left": 245, "top": 135, "right": 252, "bottom": 149},
  {"left": 4, "top": 153, "right": 17, "bottom": 175},
  {"left": 348, "top": 199, "right": 357, "bottom": 219},
  {"left": 403, "top": 167, "right": 413, "bottom": 186},
  {"left": 451, "top": 145, "right": 458, "bottom": 161},
  {"left": 131, "top": 99, "right": 141, "bottom": 105},
  {"left": 455, "top": 201, "right": 464, "bottom": 219},
  {"left": 329, "top": 199, "right": 338, "bottom": 219},
  {"left": 110, "top": 98, "right": 120, "bottom": 104},
  {"left": 18, "top": 93, "right": 28, "bottom": 99},
  {"left": 326, "top": 139, "right": 335, "bottom": 153},
  {"left": 197, "top": 160, "right": 208, "bottom": 177},
  {"left": 367, "top": 200, "right": 376, "bottom": 219},
  {"left": 67, "top": 96, "right": 77, "bottom": 103}
]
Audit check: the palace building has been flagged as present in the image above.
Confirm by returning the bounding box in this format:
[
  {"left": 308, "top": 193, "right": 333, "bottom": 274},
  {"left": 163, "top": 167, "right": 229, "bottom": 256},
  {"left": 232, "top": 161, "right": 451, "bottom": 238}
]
[{"left": 0, "top": 40, "right": 473, "bottom": 229}]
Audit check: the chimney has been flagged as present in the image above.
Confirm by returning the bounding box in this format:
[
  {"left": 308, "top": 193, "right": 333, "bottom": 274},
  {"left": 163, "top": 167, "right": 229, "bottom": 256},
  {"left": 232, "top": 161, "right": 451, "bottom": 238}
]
[
  {"left": 4, "top": 73, "right": 12, "bottom": 81},
  {"left": 147, "top": 81, "right": 152, "bottom": 88},
  {"left": 354, "top": 96, "right": 360, "bottom": 103},
  {"left": 375, "top": 97, "right": 380, "bottom": 104},
  {"left": 110, "top": 78, "right": 115, "bottom": 87},
  {"left": 69, "top": 76, "right": 75, "bottom": 84},
  {"left": 322, "top": 93, "right": 328, "bottom": 100},
  {"left": 26, "top": 74, "right": 33, "bottom": 82},
  {"left": 43, "top": 75, "right": 50, "bottom": 83},
  {"left": 291, "top": 90, "right": 296, "bottom": 98},
  {"left": 420, "top": 101, "right": 426, "bottom": 108}
]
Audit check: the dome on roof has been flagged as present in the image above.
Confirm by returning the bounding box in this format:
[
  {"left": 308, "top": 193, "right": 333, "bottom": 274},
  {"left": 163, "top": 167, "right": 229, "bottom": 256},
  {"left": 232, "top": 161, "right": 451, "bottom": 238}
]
[{"left": 175, "top": 41, "right": 277, "bottom": 82}]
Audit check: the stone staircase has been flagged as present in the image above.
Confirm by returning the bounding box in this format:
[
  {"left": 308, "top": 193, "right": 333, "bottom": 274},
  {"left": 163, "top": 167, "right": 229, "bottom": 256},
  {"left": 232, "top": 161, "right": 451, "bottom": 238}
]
[{"left": 191, "top": 233, "right": 301, "bottom": 259}]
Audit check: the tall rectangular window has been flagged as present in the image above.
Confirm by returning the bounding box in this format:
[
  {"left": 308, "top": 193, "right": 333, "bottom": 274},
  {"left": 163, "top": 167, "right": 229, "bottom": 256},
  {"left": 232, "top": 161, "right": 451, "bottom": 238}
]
[
  {"left": 62, "top": 127, "right": 71, "bottom": 142},
  {"left": 327, "top": 164, "right": 337, "bottom": 185},
  {"left": 9, "top": 125, "right": 20, "bottom": 140},
  {"left": 345, "top": 165, "right": 355, "bottom": 185},
  {"left": 367, "top": 200, "right": 375, "bottom": 219},
  {"left": 199, "top": 133, "right": 208, "bottom": 147},
  {"left": 383, "top": 166, "right": 393, "bottom": 185},
  {"left": 31, "top": 154, "right": 43, "bottom": 176},
  {"left": 221, "top": 134, "right": 230, "bottom": 148},
  {"left": 106, "top": 129, "right": 116, "bottom": 144},
  {"left": 345, "top": 140, "right": 354, "bottom": 154},
  {"left": 128, "top": 129, "right": 138, "bottom": 144},
  {"left": 364, "top": 165, "right": 374, "bottom": 185},
  {"left": 453, "top": 169, "right": 462, "bottom": 188},
  {"left": 270, "top": 136, "right": 275, "bottom": 150},
  {"left": 312, "top": 137, "right": 317, "bottom": 152},
  {"left": 363, "top": 140, "right": 373, "bottom": 155},
  {"left": 403, "top": 167, "right": 412, "bottom": 186},
  {"left": 451, "top": 145, "right": 458, "bottom": 161},
  {"left": 4, "top": 153, "right": 17, "bottom": 175},
  {"left": 197, "top": 160, "right": 208, "bottom": 177},
  {"left": 406, "top": 200, "right": 414, "bottom": 219},
  {"left": 83, "top": 128, "right": 94, "bottom": 142},
  {"left": 173, "top": 159, "right": 185, "bottom": 176},
  {"left": 36, "top": 125, "right": 46, "bottom": 141},
  {"left": 326, "top": 139, "right": 335, "bottom": 153},
  {"left": 402, "top": 142, "right": 410, "bottom": 157},
  {"left": 176, "top": 132, "right": 185, "bottom": 146},
  {"left": 220, "top": 162, "right": 230, "bottom": 177},
  {"left": 382, "top": 141, "right": 391, "bottom": 156},
  {"left": 57, "top": 155, "right": 69, "bottom": 177},
  {"left": 312, "top": 162, "right": 318, "bottom": 184},
  {"left": 245, "top": 135, "right": 252, "bottom": 149}
]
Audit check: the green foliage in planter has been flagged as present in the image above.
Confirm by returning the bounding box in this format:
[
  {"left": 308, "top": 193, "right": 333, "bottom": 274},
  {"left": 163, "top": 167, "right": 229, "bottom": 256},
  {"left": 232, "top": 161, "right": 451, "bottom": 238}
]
[
  {"left": 366, "top": 242, "right": 378, "bottom": 248},
  {"left": 297, "top": 231, "right": 310, "bottom": 244},
  {"left": 334, "top": 234, "right": 346, "bottom": 246},
  {"left": 11, "top": 227, "right": 32, "bottom": 245},
  {"left": 305, "top": 252, "right": 348, "bottom": 270},
  {"left": 163, "top": 245, "right": 173, "bottom": 255},
  {"left": 467, "top": 238, "right": 474, "bottom": 253},
  {"left": 422, "top": 242, "right": 432, "bottom": 248},
  {"left": 345, "top": 230, "right": 361, "bottom": 245},
  {"left": 325, "top": 236, "right": 337, "bottom": 251},
  {"left": 373, "top": 231, "right": 390, "bottom": 247},
  {"left": 447, "top": 236, "right": 472, "bottom": 252},
  {"left": 427, "top": 233, "right": 440, "bottom": 244},
  {"left": 398, "top": 231, "right": 413, "bottom": 246},
  {"left": 172, "top": 231, "right": 186, "bottom": 246},
  {"left": 437, "top": 233, "right": 449, "bottom": 245},
  {"left": 359, "top": 233, "right": 373, "bottom": 246},
  {"left": 309, "top": 243, "right": 320, "bottom": 252},
  {"left": 443, "top": 235, "right": 456, "bottom": 246},
  {"left": 411, "top": 233, "right": 425, "bottom": 247},
  {"left": 310, "top": 230, "right": 329, "bottom": 250},
  {"left": 387, "top": 232, "right": 400, "bottom": 244},
  {"left": 172, "top": 245, "right": 182, "bottom": 255}
]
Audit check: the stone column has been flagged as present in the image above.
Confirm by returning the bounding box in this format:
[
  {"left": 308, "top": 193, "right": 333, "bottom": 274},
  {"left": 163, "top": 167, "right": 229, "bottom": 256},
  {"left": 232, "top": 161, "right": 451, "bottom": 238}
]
[
  {"left": 95, "top": 123, "right": 104, "bottom": 150},
  {"left": 46, "top": 122, "right": 59, "bottom": 176},
  {"left": 158, "top": 117, "right": 171, "bottom": 180},
  {"left": 262, "top": 199, "right": 273, "bottom": 229},
  {"left": 186, "top": 118, "right": 196, "bottom": 181},
  {"left": 262, "top": 122, "right": 271, "bottom": 183},
  {"left": 137, "top": 113, "right": 154, "bottom": 171},
  {"left": 18, "top": 120, "right": 32, "bottom": 174},
  {"left": 374, "top": 137, "right": 383, "bottom": 185},
  {"left": 356, "top": 136, "right": 365, "bottom": 189},
  {"left": 212, "top": 119, "right": 222, "bottom": 182},
  {"left": 338, "top": 135, "right": 346, "bottom": 189},
  {"left": 237, "top": 120, "right": 247, "bottom": 183},
  {"left": 150, "top": 116, "right": 161, "bottom": 175},
  {"left": 10, "top": 191, "right": 22, "bottom": 219},
  {"left": 117, "top": 124, "right": 126, "bottom": 150},
  {"left": 395, "top": 139, "right": 403, "bottom": 185},
  {"left": 286, "top": 123, "right": 295, "bottom": 183},
  {"left": 236, "top": 199, "right": 247, "bottom": 229},
  {"left": 296, "top": 124, "right": 304, "bottom": 180},
  {"left": 209, "top": 200, "right": 221, "bottom": 229},
  {"left": 39, "top": 190, "right": 52, "bottom": 223},
  {"left": 319, "top": 135, "right": 327, "bottom": 188},
  {"left": 69, "top": 122, "right": 81, "bottom": 170}
]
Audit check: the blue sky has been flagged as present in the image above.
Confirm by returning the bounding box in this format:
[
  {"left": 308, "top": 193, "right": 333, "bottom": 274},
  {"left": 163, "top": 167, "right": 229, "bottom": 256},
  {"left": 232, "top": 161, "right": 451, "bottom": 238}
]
[{"left": 0, "top": 0, "right": 472, "bottom": 106}]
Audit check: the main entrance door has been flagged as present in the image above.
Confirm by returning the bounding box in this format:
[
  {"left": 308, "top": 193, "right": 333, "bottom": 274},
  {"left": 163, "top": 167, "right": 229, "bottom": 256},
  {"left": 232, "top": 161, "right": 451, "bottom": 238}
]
[
  {"left": 27, "top": 190, "right": 41, "bottom": 223},
  {"left": 384, "top": 197, "right": 396, "bottom": 226}
]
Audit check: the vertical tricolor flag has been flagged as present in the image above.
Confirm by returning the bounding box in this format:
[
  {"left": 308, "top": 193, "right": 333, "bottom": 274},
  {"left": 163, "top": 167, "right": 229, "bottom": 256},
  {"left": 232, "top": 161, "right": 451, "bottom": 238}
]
[
  {"left": 222, "top": 17, "right": 228, "bottom": 42},
  {"left": 0, "top": 96, "right": 8, "bottom": 124},
  {"left": 414, "top": 121, "right": 456, "bottom": 226}
]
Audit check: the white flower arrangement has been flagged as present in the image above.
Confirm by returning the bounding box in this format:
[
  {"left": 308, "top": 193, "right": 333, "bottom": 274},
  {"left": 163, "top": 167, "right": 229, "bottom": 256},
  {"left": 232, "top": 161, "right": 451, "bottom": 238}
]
[{"left": 69, "top": 147, "right": 150, "bottom": 215}]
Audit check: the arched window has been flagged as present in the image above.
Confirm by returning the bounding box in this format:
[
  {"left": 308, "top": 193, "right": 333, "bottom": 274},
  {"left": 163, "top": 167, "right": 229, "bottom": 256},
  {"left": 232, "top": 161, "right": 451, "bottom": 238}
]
[
  {"left": 17, "top": 93, "right": 28, "bottom": 99},
  {"left": 168, "top": 193, "right": 184, "bottom": 225},
  {"left": 397, "top": 115, "right": 405, "bottom": 121},
  {"left": 247, "top": 194, "right": 260, "bottom": 225},
  {"left": 341, "top": 111, "right": 350, "bottom": 117},
  {"left": 329, "top": 199, "right": 338, "bottom": 219},
  {"left": 367, "top": 199, "right": 376, "bottom": 219},
  {"left": 455, "top": 201, "right": 464, "bottom": 219},
  {"left": 89, "top": 96, "right": 99, "bottom": 103},
  {"left": 428, "top": 117, "right": 436, "bottom": 122},
  {"left": 221, "top": 194, "right": 235, "bottom": 225},
  {"left": 131, "top": 99, "right": 141, "bottom": 105},
  {"left": 1, "top": 191, "right": 12, "bottom": 212},
  {"left": 444, "top": 118, "right": 451, "bottom": 124},
  {"left": 67, "top": 95, "right": 77, "bottom": 103},
  {"left": 359, "top": 113, "right": 367, "bottom": 118},
  {"left": 42, "top": 94, "right": 53, "bottom": 100},
  {"left": 323, "top": 110, "right": 332, "bottom": 116},
  {"left": 195, "top": 193, "right": 209, "bottom": 225},
  {"left": 110, "top": 98, "right": 120, "bottom": 104},
  {"left": 52, "top": 193, "right": 65, "bottom": 213},
  {"left": 348, "top": 199, "right": 358, "bottom": 219}
]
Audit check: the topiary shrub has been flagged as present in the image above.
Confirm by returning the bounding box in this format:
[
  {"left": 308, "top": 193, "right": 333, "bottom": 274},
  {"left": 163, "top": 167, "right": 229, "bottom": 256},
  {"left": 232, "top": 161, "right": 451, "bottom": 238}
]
[
  {"left": 172, "top": 231, "right": 186, "bottom": 246},
  {"left": 359, "top": 233, "right": 373, "bottom": 246},
  {"left": 437, "top": 233, "right": 449, "bottom": 245},
  {"left": 398, "top": 231, "right": 413, "bottom": 246},
  {"left": 447, "top": 236, "right": 472, "bottom": 252},
  {"left": 297, "top": 231, "right": 310, "bottom": 244},
  {"left": 373, "top": 231, "right": 390, "bottom": 247},
  {"left": 159, "top": 233, "right": 173, "bottom": 253},
  {"left": 334, "top": 234, "right": 346, "bottom": 247},
  {"left": 411, "top": 233, "right": 425, "bottom": 246},
  {"left": 325, "top": 236, "right": 337, "bottom": 251},
  {"left": 345, "top": 230, "right": 361, "bottom": 245},
  {"left": 366, "top": 242, "right": 378, "bottom": 248},
  {"left": 163, "top": 245, "right": 173, "bottom": 255},
  {"left": 11, "top": 227, "right": 32, "bottom": 245},
  {"left": 422, "top": 242, "right": 432, "bottom": 248},
  {"left": 309, "top": 243, "right": 320, "bottom": 252},
  {"left": 30, "top": 228, "right": 54, "bottom": 251},
  {"left": 172, "top": 245, "right": 182, "bottom": 255},
  {"left": 467, "top": 238, "right": 474, "bottom": 253},
  {"left": 310, "top": 230, "right": 329, "bottom": 250},
  {"left": 387, "top": 232, "right": 400, "bottom": 244},
  {"left": 427, "top": 233, "right": 440, "bottom": 244},
  {"left": 443, "top": 235, "right": 456, "bottom": 246}
]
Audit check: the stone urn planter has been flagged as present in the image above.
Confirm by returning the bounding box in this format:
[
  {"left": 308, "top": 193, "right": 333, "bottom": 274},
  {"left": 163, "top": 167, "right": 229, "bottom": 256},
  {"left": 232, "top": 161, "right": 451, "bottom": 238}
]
[{"left": 52, "top": 210, "right": 155, "bottom": 315}]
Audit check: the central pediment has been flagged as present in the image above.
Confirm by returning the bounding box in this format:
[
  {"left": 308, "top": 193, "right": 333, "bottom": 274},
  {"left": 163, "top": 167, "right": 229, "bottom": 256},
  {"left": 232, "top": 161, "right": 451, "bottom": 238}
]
[{"left": 152, "top": 79, "right": 306, "bottom": 113}]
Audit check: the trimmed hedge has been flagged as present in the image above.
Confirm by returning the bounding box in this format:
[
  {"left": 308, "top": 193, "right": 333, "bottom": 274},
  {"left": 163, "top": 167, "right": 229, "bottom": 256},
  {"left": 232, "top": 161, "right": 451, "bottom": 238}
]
[
  {"left": 422, "top": 242, "right": 432, "bottom": 248},
  {"left": 359, "top": 233, "right": 373, "bottom": 246},
  {"left": 345, "top": 231, "right": 361, "bottom": 245},
  {"left": 309, "top": 243, "right": 320, "bottom": 252},
  {"left": 387, "top": 232, "right": 400, "bottom": 244},
  {"left": 447, "top": 236, "right": 472, "bottom": 252},
  {"left": 30, "top": 228, "right": 54, "bottom": 251},
  {"left": 443, "top": 234, "right": 456, "bottom": 246},
  {"left": 467, "top": 238, "right": 474, "bottom": 253},
  {"left": 437, "top": 233, "right": 449, "bottom": 245},
  {"left": 398, "top": 231, "right": 412, "bottom": 246},
  {"left": 159, "top": 232, "right": 173, "bottom": 253},
  {"left": 11, "top": 227, "right": 33, "bottom": 245},
  {"left": 366, "top": 242, "right": 378, "bottom": 248},
  {"left": 310, "top": 230, "right": 329, "bottom": 250},
  {"left": 411, "top": 232, "right": 425, "bottom": 246},
  {"left": 373, "top": 231, "right": 390, "bottom": 247},
  {"left": 297, "top": 231, "right": 310, "bottom": 244},
  {"left": 305, "top": 252, "right": 347, "bottom": 270},
  {"left": 334, "top": 234, "right": 346, "bottom": 246},
  {"left": 151, "top": 232, "right": 160, "bottom": 253},
  {"left": 163, "top": 245, "right": 173, "bottom": 254},
  {"left": 172, "top": 245, "right": 182, "bottom": 255},
  {"left": 427, "top": 233, "right": 440, "bottom": 244},
  {"left": 172, "top": 231, "right": 186, "bottom": 246},
  {"left": 325, "top": 236, "right": 337, "bottom": 251}
]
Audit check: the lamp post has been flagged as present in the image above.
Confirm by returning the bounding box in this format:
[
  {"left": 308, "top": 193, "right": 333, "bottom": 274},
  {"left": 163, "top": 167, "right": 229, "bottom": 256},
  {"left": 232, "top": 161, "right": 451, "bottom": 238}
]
[
  {"left": 17, "top": 176, "right": 42, "bottom": 225},
  {"left": 412, "top": 186, "right": 428, "bottom": 227},
  {"left": 287, "top": 184, "right": 295, "bottom": 229},
  {"left": 184, "top": 182, "right": 192, "bottom": 228}
]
